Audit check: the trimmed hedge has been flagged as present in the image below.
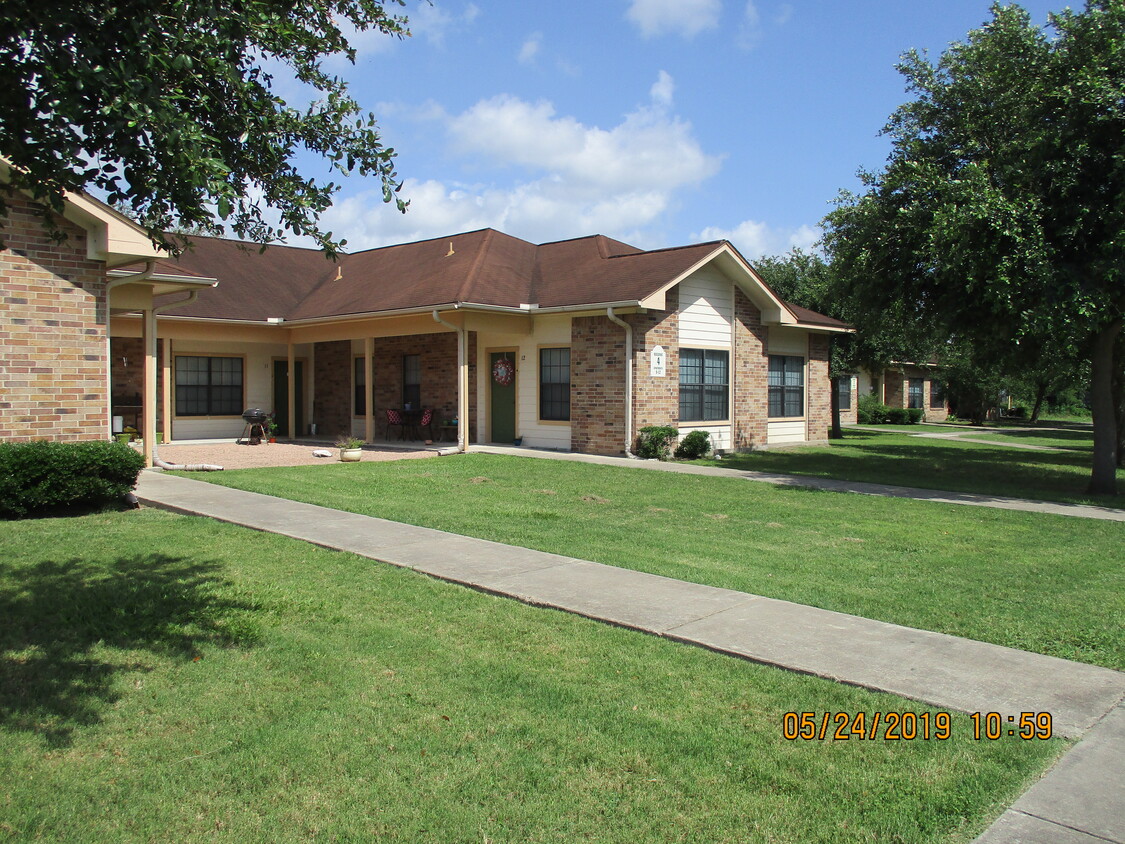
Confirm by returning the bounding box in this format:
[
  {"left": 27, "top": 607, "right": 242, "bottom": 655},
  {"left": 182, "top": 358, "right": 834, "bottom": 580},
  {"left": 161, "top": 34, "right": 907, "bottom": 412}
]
[
  {"left": 635, "top": 426, "right": 678, "bottom": 460},
  {"left": 0, "top": 441, "right": 145, "bottom": 518},
  {"left": 674, "top": 430, "right": 711, "bottom": 460}
]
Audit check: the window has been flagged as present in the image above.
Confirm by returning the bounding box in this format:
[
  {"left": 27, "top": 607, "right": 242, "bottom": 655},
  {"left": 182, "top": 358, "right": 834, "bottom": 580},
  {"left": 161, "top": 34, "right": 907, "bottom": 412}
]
[
  {"left": 402, "top": 354, "right": 421, "bottom": 409},
  {"left": 354, "top": 357, "right": 367, "bottom": 416},
  {"left": 175, "top": 356, "right": 242, "bottom": 416},
  {"left": 836, "top": 376, "right": 852, "bottom": 410},
  {"left": 768, "top": 356, "right": 804, "bottom": 417},
  {"left": 679, "top": 349, "right": 729, "bottom": 422},
  {"left": 930, "top": 380, "right": 945, "bottom": 409},
  {"left": 908, "top": 379, "right": 925, "bottom": 409},
  {"left": 539, "top": 348, "right": 571, "bottom": 421}
]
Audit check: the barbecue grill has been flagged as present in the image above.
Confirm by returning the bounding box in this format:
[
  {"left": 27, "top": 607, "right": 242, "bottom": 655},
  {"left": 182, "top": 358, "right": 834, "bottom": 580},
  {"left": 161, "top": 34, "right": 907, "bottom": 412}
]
[{"left": 239, "top": 408, "right": 269, "bottom": 445}]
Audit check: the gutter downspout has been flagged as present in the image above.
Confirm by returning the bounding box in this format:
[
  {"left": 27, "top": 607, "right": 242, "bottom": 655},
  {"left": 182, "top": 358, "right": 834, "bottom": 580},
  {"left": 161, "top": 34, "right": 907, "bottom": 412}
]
[
  {"left": 105, "top": 261, "right": 156, "bottom": 441},
  {"left": 606, "top": 307, "right": 635, "bottom": 458},
  {"left": 433, "top": 309, "right": 467, "bottom": 453}
]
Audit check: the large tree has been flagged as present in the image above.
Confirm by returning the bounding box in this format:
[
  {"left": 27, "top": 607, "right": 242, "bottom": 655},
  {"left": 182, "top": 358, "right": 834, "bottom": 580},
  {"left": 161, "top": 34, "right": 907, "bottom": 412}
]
[
  {"left": 1, "top": 0, "right": 410, "bottom": 256},
  {"left": 824, "top": 1, "right": 1125, "bottom": 494}
]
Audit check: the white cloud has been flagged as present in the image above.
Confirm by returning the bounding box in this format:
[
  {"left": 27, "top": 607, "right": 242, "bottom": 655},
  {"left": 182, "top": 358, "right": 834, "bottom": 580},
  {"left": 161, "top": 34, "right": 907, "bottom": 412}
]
[
  {"left": 321, "top": 74, "right": 723, "bottom": 250},
  {"left": 518, "top": 32, "right": 542, "bottom": 65},
  {"left": 650, "top": 70, "right": 675, "bottom": 108},
  {"left": 626, "top": 0, "right": 721, "bottom": 39},
  {"left": 737, "top": 1, "right": 762, "bottom": 50},
  {"left": 405, "top": 1, "right": 479, "bottom": 48},
  {"left": 775, "top": 3, "right": 794, "bottom": 25},
  {"left": 696, "top": 220, "right": 820, "bottom": 260}
]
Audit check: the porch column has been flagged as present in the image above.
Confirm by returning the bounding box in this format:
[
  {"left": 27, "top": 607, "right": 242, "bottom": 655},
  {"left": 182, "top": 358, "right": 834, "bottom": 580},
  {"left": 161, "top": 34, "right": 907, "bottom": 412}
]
[
  {"left": 287, "top": 341, "right": 296, "bottom": 439},
  {"left": 457, "top": 327, "right": 468, "bottom": 450},
  {"left": 142, "top": 307, "right": 157, "bottom": 467},
  {"left": 161, "top": 337, "right": 172, "bottom": 443},
  {"left": 364, "top": 337, "right": 375, "bottom": 443}
]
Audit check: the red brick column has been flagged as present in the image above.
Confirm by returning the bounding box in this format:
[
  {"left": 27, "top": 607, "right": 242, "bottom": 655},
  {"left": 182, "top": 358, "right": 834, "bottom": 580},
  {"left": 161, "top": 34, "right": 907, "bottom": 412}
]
[
  {"left": 570, "top": 315, "right": 627, "bottom": 455},
  {"left": 630, "top": 288, "right": 679, "bottom": 433},
  {"left": 807, "top": 334, "right": 832, "bottom": 441},
  {"left": 313, "top": 340, "right": 352, "bottom": 437},
  {"left": 733, "top": 289, "right": 768, "bottom": 450}
]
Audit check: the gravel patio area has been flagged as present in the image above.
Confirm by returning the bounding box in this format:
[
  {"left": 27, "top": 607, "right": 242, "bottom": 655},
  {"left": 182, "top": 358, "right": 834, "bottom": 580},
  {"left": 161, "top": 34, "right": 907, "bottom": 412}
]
[{"left": 148, "top": 441, "right": 437, "bottom": 470}]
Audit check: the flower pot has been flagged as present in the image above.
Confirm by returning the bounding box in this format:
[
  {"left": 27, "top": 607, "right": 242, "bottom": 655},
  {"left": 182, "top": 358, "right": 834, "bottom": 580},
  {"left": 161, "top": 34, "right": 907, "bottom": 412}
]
[
  {"left": 114, "top": 433, "right": 131, "bottom": 444},
  {"left": 339, "top": 447, "right": 362, "bottom": 462},
  {"left": 268, "top": 437, "right": 277, "bottom": 443}
]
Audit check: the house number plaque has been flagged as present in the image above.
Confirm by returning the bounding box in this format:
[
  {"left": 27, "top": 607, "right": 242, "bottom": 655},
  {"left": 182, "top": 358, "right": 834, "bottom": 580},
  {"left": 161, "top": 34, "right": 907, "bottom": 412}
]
[{"left": 650, "top": 345, "right": 667, "bottom": 378}]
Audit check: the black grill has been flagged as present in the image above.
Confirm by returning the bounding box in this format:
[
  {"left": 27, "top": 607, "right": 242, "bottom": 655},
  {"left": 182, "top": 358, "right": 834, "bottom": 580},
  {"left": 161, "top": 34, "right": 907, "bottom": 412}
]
[{"left": 242, "top": 408, "right": 269, "bottom": 424}]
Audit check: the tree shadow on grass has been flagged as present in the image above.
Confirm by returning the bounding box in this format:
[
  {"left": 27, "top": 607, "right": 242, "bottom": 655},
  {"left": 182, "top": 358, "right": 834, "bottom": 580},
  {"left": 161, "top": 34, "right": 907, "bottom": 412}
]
[{"left": 0, "top": 554, "right": 263, "bottom": 748}]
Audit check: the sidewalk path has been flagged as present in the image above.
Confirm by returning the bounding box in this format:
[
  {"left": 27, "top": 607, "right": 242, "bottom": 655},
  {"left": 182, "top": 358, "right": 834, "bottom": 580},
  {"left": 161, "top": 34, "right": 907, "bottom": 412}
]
[
  {"left": 134, "top": 471, "right": 1125, "bottom": 843},
  {"left": 471, "top": 445, "right": 1125, "bottom": 522}
]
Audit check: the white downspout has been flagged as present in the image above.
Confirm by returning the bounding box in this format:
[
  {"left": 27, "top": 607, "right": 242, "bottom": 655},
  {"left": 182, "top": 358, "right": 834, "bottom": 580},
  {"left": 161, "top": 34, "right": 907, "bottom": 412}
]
[
  {"left": 105, "top": 261, "right": 156, "bottom": 440},
  {"left": 433, "top": 309, "right": 467, "bottom": 453},
  {"left": 147, "top": 289, "right": 202, "bottom": 466},
  {"left": 606, "top": 307, "right": 635, "bottom": 458}
]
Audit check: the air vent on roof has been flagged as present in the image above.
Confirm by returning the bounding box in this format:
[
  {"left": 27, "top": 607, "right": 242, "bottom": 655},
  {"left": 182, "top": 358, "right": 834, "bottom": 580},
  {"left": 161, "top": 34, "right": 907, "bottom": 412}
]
[
  {"left": 334, "top": 266, "right": 343, "bottom": 281},
  {"left": 445, "top": 242, "right": 455, "bottom": 257}
]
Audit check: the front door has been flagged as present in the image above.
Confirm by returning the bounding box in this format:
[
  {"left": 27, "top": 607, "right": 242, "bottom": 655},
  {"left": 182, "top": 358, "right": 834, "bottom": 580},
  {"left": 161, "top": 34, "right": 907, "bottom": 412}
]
[
  {"left": 489, "top": 351, "right": 517, "bottom": 443},
  {"left": 272, "top": 360, "right": 305, "bottom": 437}
]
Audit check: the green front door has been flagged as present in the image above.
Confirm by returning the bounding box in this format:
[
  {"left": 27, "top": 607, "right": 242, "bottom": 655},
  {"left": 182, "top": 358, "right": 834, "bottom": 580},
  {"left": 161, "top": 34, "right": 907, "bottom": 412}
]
[
  {"left": 489, "top": 351, "right": 516, "bottom": 443},
  {"left": 272, "top": 360, "right": 304, "bottom": 436}
]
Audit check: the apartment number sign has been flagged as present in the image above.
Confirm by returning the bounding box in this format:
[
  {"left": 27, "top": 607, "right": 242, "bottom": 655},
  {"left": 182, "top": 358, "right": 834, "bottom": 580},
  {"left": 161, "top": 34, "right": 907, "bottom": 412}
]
[{"left": 650, "top": 345, "right": 667, "bottom": 378}]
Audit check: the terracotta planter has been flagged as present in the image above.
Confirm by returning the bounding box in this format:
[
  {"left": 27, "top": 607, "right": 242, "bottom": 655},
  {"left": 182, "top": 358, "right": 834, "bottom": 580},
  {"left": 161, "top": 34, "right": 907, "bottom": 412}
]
[{"left": 339, "top": 447, "right": 362, "bottom": 462}]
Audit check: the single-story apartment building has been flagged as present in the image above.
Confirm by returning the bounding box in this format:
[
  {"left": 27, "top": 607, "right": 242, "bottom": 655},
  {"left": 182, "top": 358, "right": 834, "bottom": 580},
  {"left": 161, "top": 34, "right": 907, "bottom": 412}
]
[{"left": 2, "top": 184, "right": 852, "bottom": 463}]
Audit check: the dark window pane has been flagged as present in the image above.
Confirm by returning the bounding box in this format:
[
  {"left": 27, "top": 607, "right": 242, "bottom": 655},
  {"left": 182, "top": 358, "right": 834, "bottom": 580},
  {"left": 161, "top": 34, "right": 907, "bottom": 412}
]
[
  {"left": 768, "top": 356, "right": 804, "bottom": 418},
  {"left": 354, "top": 357, "right": 366, "bottom": 416},
  {"left": 908, "top": 379, "right": 924, "bottom": 409},
  {"left": 679, "top": 349, "right": 728, "bottom": 421},
  {"left": 539, "top": 348, "right": 571, "bottom": 421},
  {"left": 174, "top": 356, "right": 242, "bottom": 416},
  {"left": 930, "top": 380, "right": 945, "bottom": 408},
  {"left": 402, "top": 354, "right": 421, "bottom": 409},
  {"left": 837, "top": 377, "right": 852, "bottom": 410}
]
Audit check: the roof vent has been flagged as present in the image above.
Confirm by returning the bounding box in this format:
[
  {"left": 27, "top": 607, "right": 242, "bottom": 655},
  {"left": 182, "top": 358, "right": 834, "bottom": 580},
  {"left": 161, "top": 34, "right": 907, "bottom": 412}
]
[
  {"left": 445, "top": 242, "right": 455, "bottom": 257},
  {"left": 334, "top": 266, "right": 343, "bottom": 281}
]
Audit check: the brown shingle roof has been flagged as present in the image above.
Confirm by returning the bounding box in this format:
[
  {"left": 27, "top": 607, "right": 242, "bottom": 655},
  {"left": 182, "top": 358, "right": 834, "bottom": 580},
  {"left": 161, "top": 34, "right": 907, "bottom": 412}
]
[{"left": 158, "top": 229, "right": 846, "bottom": 331}]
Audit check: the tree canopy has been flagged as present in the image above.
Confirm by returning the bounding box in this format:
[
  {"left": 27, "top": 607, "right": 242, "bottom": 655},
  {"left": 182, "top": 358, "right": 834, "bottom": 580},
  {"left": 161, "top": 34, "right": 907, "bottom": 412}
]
[
  {"left": 823, "top": 0, "right": 1125, "bottom": 494},
  {"left": 0, "top": 0, "right": 410, "bottom": 256}
]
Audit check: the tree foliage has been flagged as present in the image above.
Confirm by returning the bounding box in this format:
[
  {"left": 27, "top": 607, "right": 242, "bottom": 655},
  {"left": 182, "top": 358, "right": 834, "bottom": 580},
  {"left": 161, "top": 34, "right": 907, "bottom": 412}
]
[
  {"left": 0, "top": 0, "right": 410, "bottom": 256},
  {"left": 823, "top": 1, "right": 1125, "bottom": 493}
]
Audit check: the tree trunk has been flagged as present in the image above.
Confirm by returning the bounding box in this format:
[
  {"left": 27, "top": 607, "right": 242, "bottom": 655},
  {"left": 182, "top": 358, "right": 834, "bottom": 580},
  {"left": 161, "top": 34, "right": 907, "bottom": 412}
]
[
  {"left": 1115, "top": 334, "right": 1124, "bottom": 469},
  {"left": 1029, "top": 381, "right": 1048, "bottom": 425},
  {"left": 1087, "top": 320, "right": 1122, "bottom": 495},
  {"left": 830, "top": 377, "right": 843, "bottom": 439}
]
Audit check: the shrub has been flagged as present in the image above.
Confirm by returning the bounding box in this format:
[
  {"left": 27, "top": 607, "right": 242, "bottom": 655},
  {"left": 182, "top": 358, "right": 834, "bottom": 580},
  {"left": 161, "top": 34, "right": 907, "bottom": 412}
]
[
  {"left": 857, "top": 394, "right": 889, "bottom": 425},
  {"left": 886, "top": 407, "right": 911, "bottom": 425},
  {"left": 635, "top": 426, "right": 677, "bottom": 460},
  {"left": 0, "top": 440, "right": 145, "bottom": 518},
  {"left": 907, "top": 408, "right": 925, "bottom": 424},
  {"left": 673, "top": 430, "right": 711, "bottom": 460}
]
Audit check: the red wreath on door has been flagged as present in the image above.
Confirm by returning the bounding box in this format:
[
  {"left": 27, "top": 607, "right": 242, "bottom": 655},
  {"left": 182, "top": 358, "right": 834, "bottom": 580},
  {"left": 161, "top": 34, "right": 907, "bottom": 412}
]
[{"left": 492, "top": 357, "right": 514, "bottom": 386}]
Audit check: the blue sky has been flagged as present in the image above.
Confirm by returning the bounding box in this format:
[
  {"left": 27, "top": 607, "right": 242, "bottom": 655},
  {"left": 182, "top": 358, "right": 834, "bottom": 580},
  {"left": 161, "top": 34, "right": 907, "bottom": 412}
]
[{"left": 289, "top": 0, "right": 1063, "bottom": 259}]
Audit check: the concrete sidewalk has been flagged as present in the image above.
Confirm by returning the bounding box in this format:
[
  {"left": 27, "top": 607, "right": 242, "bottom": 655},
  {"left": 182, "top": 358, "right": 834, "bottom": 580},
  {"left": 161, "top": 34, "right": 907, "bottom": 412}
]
[
  {"left": 134, "top": 471, "right": 1125, "bottom": 843},
  {"left": 471, "top": 445, "right": 1125, "bottom": 522}
]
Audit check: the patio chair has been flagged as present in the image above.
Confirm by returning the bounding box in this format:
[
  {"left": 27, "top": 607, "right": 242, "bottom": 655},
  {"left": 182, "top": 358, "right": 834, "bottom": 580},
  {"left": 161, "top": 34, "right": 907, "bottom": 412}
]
[
  {"left": 385, "top": 408, "right": 406, "bottom": 440},
  {"left": 418, "top": 408, "right": 435, "bottom": 441}
]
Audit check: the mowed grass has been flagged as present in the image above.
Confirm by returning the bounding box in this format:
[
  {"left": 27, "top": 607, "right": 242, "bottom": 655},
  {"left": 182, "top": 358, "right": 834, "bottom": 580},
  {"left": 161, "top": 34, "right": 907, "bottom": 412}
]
[
  {"left": 703, "top": 426, "right": 1124, "bottom": 507},
  {"left": 1, "top": 510, "right": 1062, "bottom": 843},
  {"left": 184, "top": 454, "right": 1125, "bottom": 670}
]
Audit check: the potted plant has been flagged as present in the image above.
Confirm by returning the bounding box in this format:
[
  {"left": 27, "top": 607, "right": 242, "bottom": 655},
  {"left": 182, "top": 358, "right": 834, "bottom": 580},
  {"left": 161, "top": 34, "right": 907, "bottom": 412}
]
[
  {"left": 335, "top": 435, "right": 365, "bottom": 462},
  {"left": 266, "top": 414, "right": 279, "bottom": 443}
]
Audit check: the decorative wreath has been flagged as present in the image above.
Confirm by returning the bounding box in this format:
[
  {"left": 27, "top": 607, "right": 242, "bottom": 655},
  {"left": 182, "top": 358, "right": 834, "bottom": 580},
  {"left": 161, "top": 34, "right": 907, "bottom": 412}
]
[{"left": 492, "top": 357, "right": 515, "bottom": 386}]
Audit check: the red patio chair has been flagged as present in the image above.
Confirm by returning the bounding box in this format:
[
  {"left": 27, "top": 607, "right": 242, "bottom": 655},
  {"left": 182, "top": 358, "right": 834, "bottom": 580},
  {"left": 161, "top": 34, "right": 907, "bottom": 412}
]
[
  {"left": 385, "top": 408, "right": 405, "bottom": 440},
  {"left": 418, "top": 408, "right": 434, "bottom": 441}
]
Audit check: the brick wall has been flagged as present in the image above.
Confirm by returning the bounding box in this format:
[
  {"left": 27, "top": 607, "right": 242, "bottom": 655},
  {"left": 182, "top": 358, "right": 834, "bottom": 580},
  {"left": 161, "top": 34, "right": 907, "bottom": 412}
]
[
  {"left": 110, "top": 336, "right": 165, "bottom": 428},
  {"left": 884, "top": 370, "right": 905, "bottom": 408},
  {"left": 732, "top": 289, "right": 768, "bottom": 450},
  {"left": 808, "top": 334, "right": 832, "bottom": 441},
  {"left": 630, "top": 288, "right": 679, "bottom": 432},
  {"left": 1, "top": 192, "right": 108, "bottom": 442},
  {"left": 372, "top": 332, "right": 475, "bottom": 439},
  {"left": 571, "top": 315, "right": 627, "bottom": 455},
  {"left": 313, "top": 340, "right": 351, "bottom": 437}
]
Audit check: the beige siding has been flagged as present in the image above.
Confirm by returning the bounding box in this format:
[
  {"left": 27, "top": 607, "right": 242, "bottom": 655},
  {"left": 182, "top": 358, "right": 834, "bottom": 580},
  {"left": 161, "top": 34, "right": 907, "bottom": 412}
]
[
  {"left": 678, "top": 423, "right": 731, "bottom": 451},
  {"left": 678, "top": 270, "right": 732, "bottom": 347},
  {"left": 767, "top": 420, "right": 806, "bottom": 444},
  {"left": 170, "top": 340, "right": 287, "bottom": 439}
]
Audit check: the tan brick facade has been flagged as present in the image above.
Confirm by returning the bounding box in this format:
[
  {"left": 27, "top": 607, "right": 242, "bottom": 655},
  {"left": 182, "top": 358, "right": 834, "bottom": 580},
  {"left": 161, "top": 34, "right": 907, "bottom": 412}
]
[
  {"left": 732, "top": 289, "right": 768, "bottom": 450},
  {"left": 880, "top": 366, "right": 949, "bottom": 421},
  {"left": 807, "top": 334, "right": 832, "bottom": 441},
  {"left": 570, "top": 316, "right": 628, "bottom": 455},
  {"left": 630, "top": 288, "right": 680, "bottom": 432},
  {"left": 1, "top": 193, "right": 108, "bottom": 442}
]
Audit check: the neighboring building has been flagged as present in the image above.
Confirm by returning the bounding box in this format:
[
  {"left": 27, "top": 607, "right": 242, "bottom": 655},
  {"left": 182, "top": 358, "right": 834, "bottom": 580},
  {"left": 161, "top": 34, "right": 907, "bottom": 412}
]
[
  {"left": 3, "top": 186, "right": 851, "bottom": 461},
  {"left": 857, "top": 365, "right": 950, "bottom": 422}
]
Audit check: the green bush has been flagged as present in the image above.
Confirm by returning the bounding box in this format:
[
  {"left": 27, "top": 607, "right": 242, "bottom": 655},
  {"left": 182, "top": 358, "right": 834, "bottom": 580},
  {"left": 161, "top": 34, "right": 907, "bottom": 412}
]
[
  {"left": 886, "top": 407, "right": 911, "bottom": 424},
  {"left": 857, "top": 395, "right": 889, "bottom": 424},
  {"left": 673, "top": 430, "right": 711, "bottom": 460},
  {"left": 0, "top": 440, "right": 145, "bottom": 518},
  {"left": 907, "top": 408, "right": 924, "bottom": 424},
  {"left": 635, "top": 426, "right": 678, "bottom": 460}
]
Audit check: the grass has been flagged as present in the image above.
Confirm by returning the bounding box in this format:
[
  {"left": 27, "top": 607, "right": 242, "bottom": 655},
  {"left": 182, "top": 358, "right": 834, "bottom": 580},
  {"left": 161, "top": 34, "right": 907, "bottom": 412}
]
[
  {"left": 703, "top": 425, "right": 1124, "bottom": 507},
  {"left": 182, "top": 454, "right": 1125, "bottom": 670},
  {"left": 0, "top": 509, "right": 1064, "bottom": 842}
]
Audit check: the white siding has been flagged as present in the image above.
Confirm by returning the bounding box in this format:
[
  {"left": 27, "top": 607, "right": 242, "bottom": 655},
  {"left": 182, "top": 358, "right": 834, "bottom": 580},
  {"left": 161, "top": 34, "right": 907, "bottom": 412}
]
[
  {"left": 767, "top": 420, "right": 806, "bottom": 445},
  {"left": 678, "top": 269, "right": 732, "bottom": 347},
  {"left": 475, "top": 314, "right": 573, "bottom": 450},
  {"left": 170, "top": 339, "right": 288, "bottom": 439},
  {"left": 678, "top": 424, "right": 731, "bottom": 451}
]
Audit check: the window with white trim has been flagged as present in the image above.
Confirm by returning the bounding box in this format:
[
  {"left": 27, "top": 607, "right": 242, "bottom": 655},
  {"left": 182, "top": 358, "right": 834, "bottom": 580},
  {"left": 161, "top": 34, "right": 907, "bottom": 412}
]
[
  {"left": 768, "top": 356, "right": 804, "bottom": 417},
  {"left": 679, "top": 349, "right": 729, "bottom": 422},
  {"left": 175, "top": 356, "right": 243, "bottom": 416}
]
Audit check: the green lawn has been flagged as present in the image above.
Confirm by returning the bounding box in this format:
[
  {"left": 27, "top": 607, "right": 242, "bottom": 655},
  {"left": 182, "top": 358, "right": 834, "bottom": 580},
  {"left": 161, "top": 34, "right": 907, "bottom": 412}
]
[
  {"left": 704, "top": 426, "right": 1123, "bottom": 507},
  {"left": 1, "top": 510, "right": 1063, "bottom": 842},
  {"left": 182, "top": 454, "right": 1125, "bottom": 670}
]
